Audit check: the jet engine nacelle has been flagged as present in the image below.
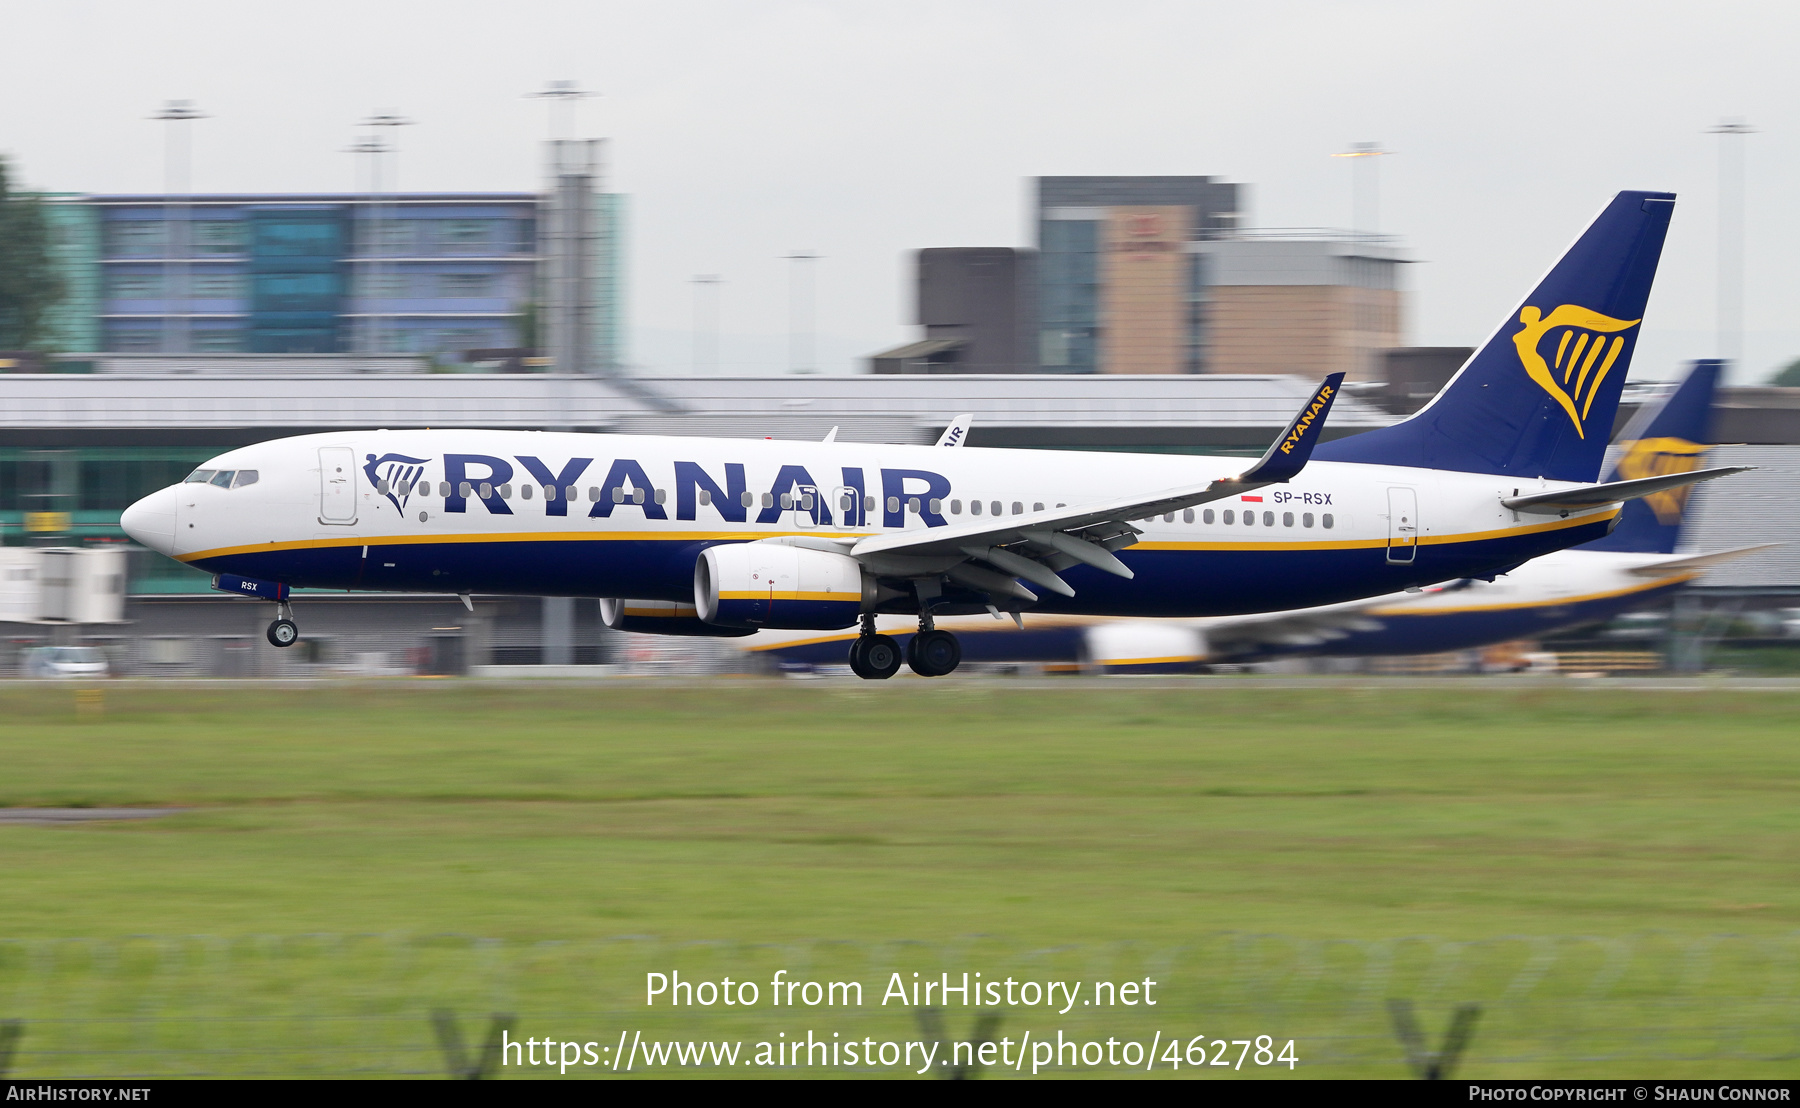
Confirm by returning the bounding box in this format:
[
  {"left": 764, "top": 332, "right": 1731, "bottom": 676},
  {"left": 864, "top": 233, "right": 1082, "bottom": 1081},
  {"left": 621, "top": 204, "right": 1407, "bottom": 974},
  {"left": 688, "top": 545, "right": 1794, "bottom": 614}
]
[
  {"left": 695, "top": 542, "right": 872, "bottom": 630},
  {"left": 600, "top": 598, "right": 757, "bottom": 638},
  {"left": 1084, "top": 621, "right": 1208, "bottom": 673}
]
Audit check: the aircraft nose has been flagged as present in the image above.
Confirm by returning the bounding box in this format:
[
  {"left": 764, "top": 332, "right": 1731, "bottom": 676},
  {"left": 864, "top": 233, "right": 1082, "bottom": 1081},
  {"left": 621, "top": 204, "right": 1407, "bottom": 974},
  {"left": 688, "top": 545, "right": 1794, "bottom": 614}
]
[{"left": 121, "top": 485, "right": 179, "bottom": 556}]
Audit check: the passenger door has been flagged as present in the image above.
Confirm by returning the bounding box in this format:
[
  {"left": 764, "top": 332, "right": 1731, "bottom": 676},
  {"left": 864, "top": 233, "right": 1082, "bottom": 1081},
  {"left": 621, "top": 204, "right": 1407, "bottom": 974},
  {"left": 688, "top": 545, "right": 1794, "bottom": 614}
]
[
  {"left": 1386, "top": 487, "right": 1418, "bottom": 565},
  {"left": 319, "top": 447, "right": 358, "bottom": 525}
]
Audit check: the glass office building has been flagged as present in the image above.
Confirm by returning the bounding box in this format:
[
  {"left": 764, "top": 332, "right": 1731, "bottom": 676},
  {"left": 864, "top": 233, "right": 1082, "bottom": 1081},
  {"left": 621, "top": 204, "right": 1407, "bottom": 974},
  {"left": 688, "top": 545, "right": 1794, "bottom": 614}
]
[{"left": 41, "top": 191, "right": 624, "bottom": 363}]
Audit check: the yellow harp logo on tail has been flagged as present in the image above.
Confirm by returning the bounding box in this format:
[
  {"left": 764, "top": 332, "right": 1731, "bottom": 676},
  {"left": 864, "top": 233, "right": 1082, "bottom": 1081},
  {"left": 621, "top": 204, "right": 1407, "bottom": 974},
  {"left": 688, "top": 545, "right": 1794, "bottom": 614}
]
[
  {"left": 1615, "top": 436, "right": 1710, "bottom": 524},
  {"left": 1511, "top": 305, "right": 1642, "bottom": 438}
]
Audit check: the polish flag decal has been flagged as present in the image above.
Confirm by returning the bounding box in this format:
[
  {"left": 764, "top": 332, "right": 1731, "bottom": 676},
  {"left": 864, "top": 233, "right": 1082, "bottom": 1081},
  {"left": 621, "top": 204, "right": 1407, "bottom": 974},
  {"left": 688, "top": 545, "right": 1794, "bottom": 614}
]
[{"left": 1240, "top": 495, "right": 1264, "bottom": 502}]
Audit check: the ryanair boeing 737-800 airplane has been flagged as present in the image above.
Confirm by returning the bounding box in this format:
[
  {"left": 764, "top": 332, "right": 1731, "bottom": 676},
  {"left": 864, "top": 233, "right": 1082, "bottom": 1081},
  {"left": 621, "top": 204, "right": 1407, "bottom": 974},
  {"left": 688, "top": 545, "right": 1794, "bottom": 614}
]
[
  {"left": 120, "top": 190, "right": 1745, "bottom": 679},
  {"left": 740, "top": 360, "right": 1773, "bottom": 673}
]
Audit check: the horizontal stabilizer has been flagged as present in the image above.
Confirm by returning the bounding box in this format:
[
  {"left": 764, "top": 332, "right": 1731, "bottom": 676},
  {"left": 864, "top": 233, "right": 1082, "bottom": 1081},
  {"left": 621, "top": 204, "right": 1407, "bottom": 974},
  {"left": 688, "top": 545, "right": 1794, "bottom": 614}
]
[
  {"left": 1626, "top": 544, "right": 1781, "bottom": 577},
  {"left": 1237, "top": 373, "right": 1345, "bottom": 484},
  {"left": 1501, "top": 466, "right": 1750, "bottom": 515}
]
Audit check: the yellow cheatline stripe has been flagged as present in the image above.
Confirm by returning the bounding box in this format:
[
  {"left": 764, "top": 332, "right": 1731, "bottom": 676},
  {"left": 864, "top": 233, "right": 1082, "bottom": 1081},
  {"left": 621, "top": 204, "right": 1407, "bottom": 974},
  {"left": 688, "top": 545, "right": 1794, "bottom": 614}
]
[
  {"left": 718, "top": 590, "right": 859, "bottom": 603},
  {"left": 742, "top": 632, "right": 861, "bottom": 653},
  {"left": 1100, "top": 656, "right": 1202, "bottom": 667},
  {"left": 1366, "top": 572, "right": 1691, "bottom": 617},
  {"left": 179, "top": 508, "right": 1617, "bottom": 564},
  {"left": 177, "top": 528, "right": 873, "bottom": 563}
]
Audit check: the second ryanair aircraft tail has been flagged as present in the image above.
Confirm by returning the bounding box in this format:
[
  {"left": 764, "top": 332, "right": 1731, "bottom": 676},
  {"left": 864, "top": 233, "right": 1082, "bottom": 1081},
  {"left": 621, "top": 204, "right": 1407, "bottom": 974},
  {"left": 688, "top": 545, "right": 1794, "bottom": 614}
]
[
  {"left": 1578, "top": 359, "right": 1720, "bottom": 555},
  {"left": 1316, "top": 190, "right": 1675, "bottom": 483}
]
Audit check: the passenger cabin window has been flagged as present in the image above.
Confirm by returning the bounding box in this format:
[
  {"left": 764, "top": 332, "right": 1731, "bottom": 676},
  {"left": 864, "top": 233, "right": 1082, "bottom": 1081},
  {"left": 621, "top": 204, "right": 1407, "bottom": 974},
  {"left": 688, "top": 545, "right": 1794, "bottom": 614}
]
[
  {"left": 698, "top": 490, "right": 712, "bottom": 506},
  {"left": 521, "top": 484, "right": 533, "bottom": 500},
  {"left": 1283, "top": 512, "right": 1294, "bottom": 527},
  {"left": 1034, "top": 502, "right": 1044, "bottom": 512},
  {"left": 1244, "top": 511, "right": 1254, "bottom": 526},
  {"left": 990, "top": 501, "right": 1001, "bottom": 516},
  {"left": 1012, "top": 502, "right": 1023, "bottom": 515},
  {"left": 740, "top": 491, "right": 755, "bottom": 508},
  {"left": 928, "top": 498, "right": 942, "bottom": 514},
  {"left": 1183, "top": 509, "right": 1194, "bottom": 523},
  {"left": 1322, "top": 513, "right": 1334, "bottom": 529},
  {"left": 887, "top": 497, "right": 900, "bottom": 513},
  {"left": 1222, "top": 510, "right": 1233, "bottom": 524},
  {"left": 1303, "top": 513, "right": 1314, "bottom": 528},
  {"left": 971, "top": 500, "right": 983, "bottom": 516},
  {"left": 950, "top": 499, "right": 962, "bottom": 515}
]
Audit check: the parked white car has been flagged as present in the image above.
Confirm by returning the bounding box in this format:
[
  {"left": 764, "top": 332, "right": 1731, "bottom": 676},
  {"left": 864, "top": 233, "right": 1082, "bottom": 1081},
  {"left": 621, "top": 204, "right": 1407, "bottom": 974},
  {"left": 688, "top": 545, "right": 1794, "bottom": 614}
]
[{"left": 24, "top": 646, "right": 110, "bottom": 679}]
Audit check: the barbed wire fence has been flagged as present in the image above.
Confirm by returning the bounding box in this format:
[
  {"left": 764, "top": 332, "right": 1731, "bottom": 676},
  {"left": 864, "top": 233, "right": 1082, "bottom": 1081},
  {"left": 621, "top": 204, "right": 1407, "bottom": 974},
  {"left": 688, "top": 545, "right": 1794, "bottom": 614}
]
[{"left": 0, "top": 932, "right": 1796, "bottom": 1078}]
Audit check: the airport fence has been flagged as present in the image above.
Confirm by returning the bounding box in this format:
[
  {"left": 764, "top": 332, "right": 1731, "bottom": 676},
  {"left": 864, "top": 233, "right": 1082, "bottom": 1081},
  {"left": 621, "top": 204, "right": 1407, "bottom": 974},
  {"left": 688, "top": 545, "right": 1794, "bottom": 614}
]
[{"left": 1, "top": 932, "right": 1796, "bottom": 1078}]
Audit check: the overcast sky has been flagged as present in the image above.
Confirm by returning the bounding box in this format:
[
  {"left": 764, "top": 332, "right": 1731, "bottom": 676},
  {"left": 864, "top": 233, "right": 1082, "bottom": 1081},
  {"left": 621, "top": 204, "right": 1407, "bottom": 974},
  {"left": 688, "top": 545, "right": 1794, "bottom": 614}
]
[{"left": 3, "top": 0, "right": 1796, "bottom": 381}]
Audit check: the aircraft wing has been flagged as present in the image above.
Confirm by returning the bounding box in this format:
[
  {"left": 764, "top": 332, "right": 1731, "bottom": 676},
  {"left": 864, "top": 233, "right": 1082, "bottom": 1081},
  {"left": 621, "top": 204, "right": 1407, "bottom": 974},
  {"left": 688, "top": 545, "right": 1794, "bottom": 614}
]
[
  {"left": 1625, "top": 544, "right": 1781, "bottom": 577},
  {"left": 1500, "top": 465, "right": 1750, "bottom": 514},
  {"left": 847, "top": 374, "right": 1345, "bottom": 602}
]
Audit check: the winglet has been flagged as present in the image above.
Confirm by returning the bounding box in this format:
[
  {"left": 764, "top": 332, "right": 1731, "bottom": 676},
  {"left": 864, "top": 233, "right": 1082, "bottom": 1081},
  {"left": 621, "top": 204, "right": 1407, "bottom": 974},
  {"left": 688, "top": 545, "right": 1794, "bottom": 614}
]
[
  {"left": 935, "top": 414, "right": 974, "bottom": 448},
  {"left": 822, "top": 426, "right": 839, "bottom": 443},
  {"left": 1236, "top": 373, "right": 1345, "bottom": 484}
]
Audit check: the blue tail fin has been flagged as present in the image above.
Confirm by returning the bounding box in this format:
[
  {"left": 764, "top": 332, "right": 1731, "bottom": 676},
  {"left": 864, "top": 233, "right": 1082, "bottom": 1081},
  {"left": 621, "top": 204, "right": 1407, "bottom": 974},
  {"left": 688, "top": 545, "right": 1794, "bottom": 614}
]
[
  {"left": 1577, "top": 359, "right": 1719, "bottom": 554},
  {"left": 1316, "top": 191, "right": 1675, "bottom": 481}
]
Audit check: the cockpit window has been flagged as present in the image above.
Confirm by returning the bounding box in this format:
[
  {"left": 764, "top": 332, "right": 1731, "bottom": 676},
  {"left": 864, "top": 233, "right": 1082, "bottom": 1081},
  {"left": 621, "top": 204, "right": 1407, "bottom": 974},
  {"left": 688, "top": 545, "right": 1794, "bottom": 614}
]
[
  {"left": 209, "top": 470, "right": 236, "bottom": 488},
  {"left": 185, "top": 469, "right": 216, "bottom": 484},
  {"left": 232, "top": 470, "right": 259, "bottom": 488}
]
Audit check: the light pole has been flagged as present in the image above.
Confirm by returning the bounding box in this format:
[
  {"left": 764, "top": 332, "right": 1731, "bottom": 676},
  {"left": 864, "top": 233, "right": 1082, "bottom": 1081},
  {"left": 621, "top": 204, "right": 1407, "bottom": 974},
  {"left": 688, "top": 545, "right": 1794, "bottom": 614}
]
[
  {"left": 782, "top": 250, "right": 819, "bottom": 373},
  {"left": 526, "top": 80, "right": 598, "bottom": 140},
  {"left": 691, "top": 275, "right": 722, "bottom": 374},
  {"left": 1331, "top": 141, "right": 1393, "bottom": 237},
  {"left": 150, "top": 100, "right": 207, "bottom": 354},
  {"left": 346, "top": 134, "right": 388, "bottom": 354},
  {"left": 361, "top": 112, "right": 414, "bottom": 355},
  {"left": 1709, "top": 119, "right": 1755, "bottom": 369}
]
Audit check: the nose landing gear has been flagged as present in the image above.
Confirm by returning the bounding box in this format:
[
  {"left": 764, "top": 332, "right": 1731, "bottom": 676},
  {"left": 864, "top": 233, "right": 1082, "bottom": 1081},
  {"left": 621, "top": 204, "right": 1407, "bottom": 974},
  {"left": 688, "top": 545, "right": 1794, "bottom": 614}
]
[{"left": 266, "top": 601, "right": 300, "bottom": 648}]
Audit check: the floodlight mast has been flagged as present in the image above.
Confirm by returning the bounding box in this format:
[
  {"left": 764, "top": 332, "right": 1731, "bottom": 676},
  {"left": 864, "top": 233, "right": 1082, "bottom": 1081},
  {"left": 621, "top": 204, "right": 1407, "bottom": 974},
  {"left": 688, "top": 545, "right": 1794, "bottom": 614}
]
[
  {"left": 1331, "top": 141, "right": 1393, "bottom": 238},
  {"left": 782, "top": 251, "right": 820, "bottom": 373},
  {"left": 149, "top": 100, "right": 207, "bottom": 356},
  {"left": 359, "top": 112, "right": 415, "bottom": 357},
  {"left": 345, "top": 134, "right": 388, "bottom": 355},
  {"left": 1709, "top": 119, "right": 1756, "bottom": 369},
  {"left": 527, "top": 80, "right": 598, "bottom": 141},
  {"left": 692, "top": 275, "right": 723, "bottom": 375}
]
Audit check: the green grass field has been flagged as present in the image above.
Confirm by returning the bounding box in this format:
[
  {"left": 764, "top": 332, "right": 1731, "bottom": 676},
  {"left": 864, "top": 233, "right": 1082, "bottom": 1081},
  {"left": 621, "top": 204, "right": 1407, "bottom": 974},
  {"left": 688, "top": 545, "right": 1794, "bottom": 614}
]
[{"left": 1, "top": 679, "right": 1796, "bottom": 1078}]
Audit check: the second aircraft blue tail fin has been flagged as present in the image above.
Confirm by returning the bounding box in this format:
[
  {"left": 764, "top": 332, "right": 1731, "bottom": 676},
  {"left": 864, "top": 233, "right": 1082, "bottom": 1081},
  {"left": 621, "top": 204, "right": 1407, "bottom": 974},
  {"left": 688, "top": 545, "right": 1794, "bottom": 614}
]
[
  {"left": 1577, "top": 359, "right": 1720, "bottom": 554},
  {"left": 1316, "top": 191, "right": 1675, "bottom": 482}
]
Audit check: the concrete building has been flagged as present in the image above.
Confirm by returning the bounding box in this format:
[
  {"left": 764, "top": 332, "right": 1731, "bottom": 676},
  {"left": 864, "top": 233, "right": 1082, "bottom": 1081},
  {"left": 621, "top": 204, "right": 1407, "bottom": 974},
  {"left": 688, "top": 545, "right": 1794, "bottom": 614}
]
[
  {"left": 873, "top": 177, "right": 1410, "bottom": 379},
  {"left": 1194, "top": 232, "right": 1407, "bottom": 382},
  {"left": 1037, "top": 175, "right": 1241, "bottom": 375},
  {"left": 870, "top": 248, "right": 1038, "bottom": 374}
]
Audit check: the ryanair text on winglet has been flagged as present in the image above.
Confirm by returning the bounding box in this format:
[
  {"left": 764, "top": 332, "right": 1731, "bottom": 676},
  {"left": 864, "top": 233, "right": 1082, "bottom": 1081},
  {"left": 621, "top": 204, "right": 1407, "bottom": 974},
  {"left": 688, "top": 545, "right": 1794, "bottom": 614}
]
[{"left": 1279, "top": 383, "right": 1335, "bottom": 455}]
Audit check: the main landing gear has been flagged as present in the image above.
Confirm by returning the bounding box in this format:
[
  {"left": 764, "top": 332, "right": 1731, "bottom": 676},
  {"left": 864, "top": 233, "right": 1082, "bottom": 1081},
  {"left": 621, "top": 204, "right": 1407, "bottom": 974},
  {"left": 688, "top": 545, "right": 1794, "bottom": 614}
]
[
  {"left": 848, "top": 615, "right": 902, "bottom": 680},
  {"left": 266, "top": 601, "right": 299, "bottom": 648},
  {"left": 846, "top": 614, "right": 962, "bottom": 680}
]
